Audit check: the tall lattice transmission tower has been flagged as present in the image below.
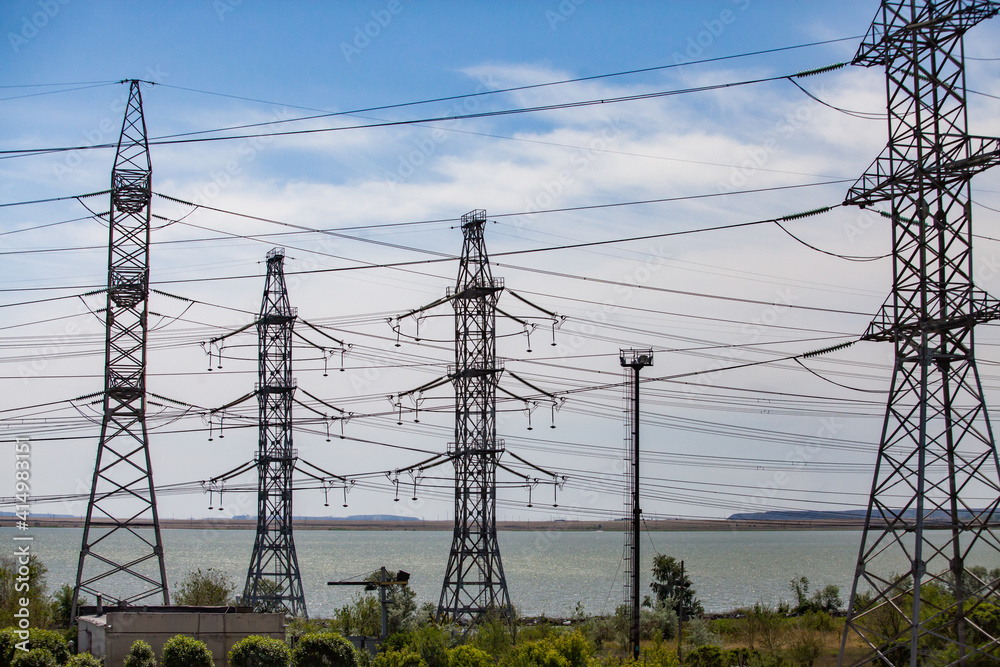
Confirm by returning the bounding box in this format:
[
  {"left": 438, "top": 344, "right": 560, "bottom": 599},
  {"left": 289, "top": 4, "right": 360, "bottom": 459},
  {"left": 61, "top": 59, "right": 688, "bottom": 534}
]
[
  {"left": 73, "top": 80, "right": 169, "bottom": 616},
  {"left": 244, "top": 248, "right": 307, "bottom": 617},
  {"left": 438, "top": 209, "right": 513, "bottom": 625},
  {"left": 840, "top": 2, "right": 1000, "bottom": 665}
]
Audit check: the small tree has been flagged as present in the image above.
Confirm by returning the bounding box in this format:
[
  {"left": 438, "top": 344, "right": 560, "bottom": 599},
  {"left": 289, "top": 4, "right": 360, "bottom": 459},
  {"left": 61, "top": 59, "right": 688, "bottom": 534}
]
[
  {"left": 229, "top": 635, "right": 290, "bottom": 667},
  {"left": 50, "top": 585, "right": 84, "bottom": 630},
  {"left": 0, "top": 556, "right": 51, "bottom": 629},
  {"left": 161, "top": 635, "right": 214, "bottom": 667},
  {"left": 788, "top": 630, "right": 823, "bottom": 667},
  {"left": 649, "top": 555, "right": 703, "bottom": 617},
  {"left": 123, "top": 639, "right": 158, "bottom": 667},
  {"left": 173, "top": 568, "right": 236, "bottom": 606},
  {"left": 291, "top": 632, "right": 357, "bottom": 667}
]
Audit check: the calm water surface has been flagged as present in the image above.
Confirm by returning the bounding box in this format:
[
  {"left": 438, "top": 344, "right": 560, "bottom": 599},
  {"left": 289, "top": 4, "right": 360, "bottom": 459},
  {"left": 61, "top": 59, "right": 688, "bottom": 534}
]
[{"left": 4, "top": 527, "right": 980, "bottom": 617}]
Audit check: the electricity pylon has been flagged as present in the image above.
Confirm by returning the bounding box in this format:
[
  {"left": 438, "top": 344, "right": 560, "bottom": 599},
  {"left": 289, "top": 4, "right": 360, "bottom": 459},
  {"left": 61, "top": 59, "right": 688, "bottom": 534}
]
[
  {"left": 840, "top": 2, "right": 1000, "bottom": 665},
  {"left": 438, "top": 209, "right": 513, "bottom": 625},
  {"left": 73, "top": 80, "right": 169, "bottom": 617},
  {"left": 244, "top": 248, "right": 307, "bottom": 617}
]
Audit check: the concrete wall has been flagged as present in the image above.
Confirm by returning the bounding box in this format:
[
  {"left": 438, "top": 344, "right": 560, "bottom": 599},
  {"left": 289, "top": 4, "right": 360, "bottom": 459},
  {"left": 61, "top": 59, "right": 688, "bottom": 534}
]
[{"left": 79, "top": 611, "right": 284, "bottom": 667}]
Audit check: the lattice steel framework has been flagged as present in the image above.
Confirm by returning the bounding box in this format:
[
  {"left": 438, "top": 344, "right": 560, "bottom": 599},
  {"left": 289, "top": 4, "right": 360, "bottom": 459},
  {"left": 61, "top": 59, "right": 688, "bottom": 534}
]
[
  {"left": 244, "top": 248, "right": 307, "bottom": 617},
  {"left": 438, "top": 209, "right": 513, "bottom": 624},
  {"left": 73, "top": 80, "right": 168, "bottom": 616},
  {"left": 840, "top": 2, "right": 1000, "bottom": 665},
  {"left": 621, "top": 349, "right": 653, "bottom": 661}
]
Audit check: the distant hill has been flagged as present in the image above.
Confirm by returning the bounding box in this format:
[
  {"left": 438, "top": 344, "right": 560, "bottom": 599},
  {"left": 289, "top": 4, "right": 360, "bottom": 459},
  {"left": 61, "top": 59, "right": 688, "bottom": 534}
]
[{"left": 727, "top": 509, "right": 981, "bottom": 522}]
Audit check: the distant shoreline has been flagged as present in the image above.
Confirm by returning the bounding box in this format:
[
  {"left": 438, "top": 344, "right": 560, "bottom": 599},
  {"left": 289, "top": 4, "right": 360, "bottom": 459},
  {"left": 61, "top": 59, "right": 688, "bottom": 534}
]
[{"left": 4, "top": 517, "right": 865, "bottom": 531}]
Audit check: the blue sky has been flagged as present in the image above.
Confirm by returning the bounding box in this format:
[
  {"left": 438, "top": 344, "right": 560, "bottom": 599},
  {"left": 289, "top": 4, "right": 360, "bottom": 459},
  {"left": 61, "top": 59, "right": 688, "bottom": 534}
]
[{"left": 1, "top": 1, "right": 1000, "bottom": 530}]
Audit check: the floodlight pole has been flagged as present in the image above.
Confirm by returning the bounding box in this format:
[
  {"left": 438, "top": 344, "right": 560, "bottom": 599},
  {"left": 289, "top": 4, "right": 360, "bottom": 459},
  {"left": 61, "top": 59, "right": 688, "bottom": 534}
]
[{"left": 621, "top": 348, "right": 653, "bottom": 661}]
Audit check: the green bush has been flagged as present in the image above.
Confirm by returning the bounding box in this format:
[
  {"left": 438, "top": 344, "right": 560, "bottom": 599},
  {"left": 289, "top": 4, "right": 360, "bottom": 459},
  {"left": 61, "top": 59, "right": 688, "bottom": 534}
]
[
  {"left": 173, "top": 569, "right": 236, "bottom": 606},
  {"left": 724, "top": 647, "right": 759, "bottom": 667},
  {"left": 10, "top": 650, "right": 56, "bottom": 667},
  {"left": 446, "top": 646, "right": 490, "bottom": 667},
  {"left": 787, "top": 630, "right": 823, "bottom": 667},
  {"left": 499, "top": 632, "right": 592, "bottom": 667},
  {"left": 65, "top": 655, "right": 102, "bottom": 667},
  {"left": 469, "top": 613, "right": 513, "bottom": 659},
  {"left": 1, "top": 631, "right": 69, "bottom": 667},
  {"left": 229, "top": 636, "right": 290, "bottom": 667},
  {"left": 380, "top": 626, "right": 449, "bottom": 667},
  {"left": 0, "top": 629, "right": 19, "bottom": 667},
  {"left": 373, "top": 649, "right": 426, "bottom": 667},
  {"left": 639, "top": 641, "right": 679, "bottom": 667},
  {"left": 122, "top": 640, "right": 156, "bottom": 667},
  {"left": 500, "top": 642, "right": 567, "bottom": 667},
  {"left": 684, "top": 645, "right": 726, "bottom": 667},
  {"left": 161, "top": 635, "right": 213, "bottom": 667},
  {"left": 291, "top": 632, "right": 357, "bottom": 667}
]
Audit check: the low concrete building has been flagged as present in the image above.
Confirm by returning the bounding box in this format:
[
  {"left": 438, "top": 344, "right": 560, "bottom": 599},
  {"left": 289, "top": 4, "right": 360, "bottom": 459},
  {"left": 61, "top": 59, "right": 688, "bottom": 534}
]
[{"left": 77, "top": 605, "right": 284, "bottom": 667}]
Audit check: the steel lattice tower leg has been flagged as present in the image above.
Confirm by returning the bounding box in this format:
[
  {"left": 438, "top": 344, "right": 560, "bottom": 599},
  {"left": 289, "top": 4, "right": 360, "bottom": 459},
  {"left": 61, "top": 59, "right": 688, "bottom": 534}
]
[
  {"left": 839, "top": 3, "right": 1000, "bottom": 665},
  {"left": 72, "top": 80, "right": 169, "bottom": 618},
  {"left": 244, "top": 248, "right": 307, "bottom": 617},
  {"left": 437, "top": 209, "right": 513, "bottom": 625}
]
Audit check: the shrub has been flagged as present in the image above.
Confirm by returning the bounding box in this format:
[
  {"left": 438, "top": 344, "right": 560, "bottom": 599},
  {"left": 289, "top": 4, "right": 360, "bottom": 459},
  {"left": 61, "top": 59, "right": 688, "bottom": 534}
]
[
  {"left": 684, "top": 645, "right": 726, "bottom": 667},
  {"left": 173, "top": 568, "right": 236, "bottom": 606},
  {"left": 291, "top": 632, "right": 357, "bottom": 667},
  {"left": 787, "top": 630, "right": 823, "bottom": 667},
  {"left": 684, "top": 618, "right": 720, "bottom": 648},
  {"left": 447, "top": 646, "right": 490, "bottom": 667},
  {"left": 725, "top": 648, "right": 759, "bottom": 667},
  {"left": 161, "top": 635, "right": 213, "bottom": 667},
  {"left": 10, "top": 631, "right": 69, "bottom": 666},
  {"left": 373, "top": 649, "right": 426, "bottom": 667},
  {"left": 580, "top": 616, "right": 615, "bottom": 650},
  {"left": 380, "top": 626, "right": 449, "bottom": 667},
  {"left": 122, "top": 639, "right": 157, "bottom": 667},
  {"left": 639, "top": 641, "right": 679, "bottom": 667},
  {"left": 469, "top": 612, "right": 513, "bottom": 659},
  {"left": 0, "top": 629, "right": 19, "bottom": 667},
  {"left": 65, "top": 655, "right": 102, "bottom": 667},
  {"left": 10, "top": 650, "right": 56, "bottom": 667},
  {"left": 229, "top": 636, "right": 290, "bottom": 667},
  {"left": 499, "top": 632, "right": 592, "bottom": 667}
]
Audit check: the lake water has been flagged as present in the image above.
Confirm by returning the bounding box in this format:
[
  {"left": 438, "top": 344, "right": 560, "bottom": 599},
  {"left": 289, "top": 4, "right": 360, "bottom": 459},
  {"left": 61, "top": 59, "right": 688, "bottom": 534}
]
[{"left": 4, "top": 527, "right": 994, "bottom": 618}]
